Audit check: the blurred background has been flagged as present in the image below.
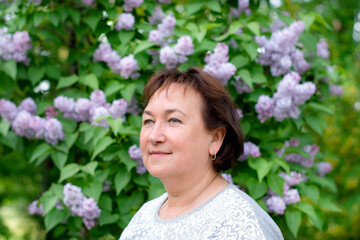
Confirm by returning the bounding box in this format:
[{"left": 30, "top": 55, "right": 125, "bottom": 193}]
[{"left": 0, "top": 0, "right": 359, "bottom": 239}]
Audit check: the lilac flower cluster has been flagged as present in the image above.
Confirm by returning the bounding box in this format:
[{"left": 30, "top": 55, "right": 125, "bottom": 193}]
[
  {"left": 221, "top": 173, "right": 234, "bottom": 184},
  {"left": 54, "top": 90, "right": 128, "bottom": 128},
  {"left": 93, "top": 43, "right": 139, "bottom": 79},
  {"left": 0, "top": 27, "right": 32, "bottom": 64},
  {"left": 115, "top": 13, "right": 135, "bottom": 31},
  {"left": 204, "top": 43, "right": 237, "bottom": 85},
  {"left": 255, "top": 72, "right": 316, "bottom": 122},
  {"left": 0, "top": 98, "right": 64, "bottom": 145},
  {"left": 316, "top": 40, "right": 330, "bottom": 59},
  {"left": 265, "top": 171, "right": 303, "bottom": 214},
  {"left": 316, "top": 162, "right": 333, "bottom": 177},
  {"left": 28, "top": 200, "right": 43, "bottom": 215},
  {"left": 148, "top": 6, "right": 165, "bottom": 25},
  {"left": 329, "top": 84, "right": 344, "bottom": 96},
  {"left": 255, "top": 21, "right": 310, "bottom": 77},
  {"left": 231, "top": 0, "right": 251, "bottom": 17},
  {"left": 231, "top": 78, "right": 252, "bottom": 95},
  {"left": 128, "top": 145, "right": 146, "bottom": 174},
  {"left": 159, "top": 35, "right": 194, "bottom": 69},
  {"left": 63, "top": 183, "right": 101, "bottom": 230},
  {"left": 148, "top": 15, "right": 176, "bottom": 46},
  {"left": 238, "top": 141, "right": 261, "bottom": 161},
  {"left": 80, "top": 0, "right": 94, "bottom": 6},
  {"left": 277, "top": 138, "right": 319, "bottom": 168},
  {"left": 123, "top": 0, "right": 143, "bottom": 12}
]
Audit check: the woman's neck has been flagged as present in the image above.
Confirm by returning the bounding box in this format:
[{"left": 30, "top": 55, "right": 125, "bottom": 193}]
[{"left": 158, "top": 172, "right": 228, "bottom": 219}]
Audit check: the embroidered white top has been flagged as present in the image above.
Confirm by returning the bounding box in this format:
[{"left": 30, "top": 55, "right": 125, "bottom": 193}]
[{"left": 119, "top": 184, "right": 284, "bottom": 240}]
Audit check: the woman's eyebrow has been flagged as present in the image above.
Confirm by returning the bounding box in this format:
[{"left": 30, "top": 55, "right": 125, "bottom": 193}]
[{"left": 143, "top": 109, "right": 186, "bottom": 116}]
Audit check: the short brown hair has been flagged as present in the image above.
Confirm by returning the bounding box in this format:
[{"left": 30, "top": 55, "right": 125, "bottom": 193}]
[{"left": 142, "top": 67, "right": 244, "bottom": 172}]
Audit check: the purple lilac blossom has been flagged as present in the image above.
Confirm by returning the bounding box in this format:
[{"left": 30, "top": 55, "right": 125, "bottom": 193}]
[
  {"left": 148, "top": 5, "right": 165, "bottom": 25},
  {"left": 148, "top": 30, "right": 164, "bottom": 45},
  {"left": 236, "top": 108, "right": 243, "bottom": 119},
  {"left": 279, "top": 171, "right": 303, "bottom": 187},
  {"left": 159, "top": 46, "right": 178, "bottom": 69},
  {"left": 44, "top": 118, "right": 64, "bottom": 145},
  {"left": 231, "top": 79, "right": 252, "bottom": 94},
  {"left": 157, "top": 15, "right": 176, "bottom": 36},
  {"left": 174, "top": 35, "right": 194, "bottom": 56},
  {"left": 0, "top": 99, "right": 18, "bottom": 123},
  {"left": 11, "top": 110, "right": 32, "bottom": 138},
  {"left": 329, "top": 84, "right": 344, "bottom": 96},
  {"left": 90, "top": 90, "right": 107, "bottom": 107},
  {"left": 54, "top": 96, "right": 75, "bottom": 113},
  {"left": 45, "top": 106, "right": 58, "bottom": 119},
  {"left": 238, "top": 141, "right": 261, "bottom": 161},
  {"left": 284, "top": 144, "right": 319, "bottom": 168},
  {"left": 255, "top": 21, "right": 309, "bottom": 77},
  {"left": 221, "top": 173, "right": 234, "bottom": 184},
  {"left": 91, "top": 106, "right": 110, "bottom": 128},
  {"left": 18, "top": 97, "right": 37, "bottom": 115},
  {"left": 265, "top": 195, "right": 286, "bottom": 215},
  {"left": 129, "top": 145, "right": 146, "bottom": 174},
  {"left": 63, "top": 183, "right": 86, "bottom": 213},
  {"left": 119, "top": 54, "right": 139, "bottom": 79},
  {"left": 81, "top": 198, "right": 101, "bottom": 230},
  {"left": 75, "top": 98, "right": 91, "bottom": 122},
  {"left": 255, "top": 95, "right": 275, "bottom": 123},
  {"left": 283, "top": 189, "right": 300, "bottom": 204},
  {"left": 158, "top": 0, "right": 171, "bottom": 3},
  {"left": 0, "top": 28, "right": 31, "bottom": 64},
  {"left": 123, "top": 0, "right": 143, "bottom": 12},
  {"left": 316, "top": 162, "right": 333, "bottom": 177},
  {"left": 102, "top": 180, "right": 112, "bottom": 192},
  {"left": 28, "top": 116, "right": 46, "bottom": 138},
  {"left": 126, "top": 97, "right": 142, "bottom": 115},
  {"left": 231, "top": 0, "right": 251, "bottom": 17},
  {"left": 80, "top": 0, "right": 94, "bottom": 6},
  {"left": 115, "top": 13, "right": 135, "bottom": 31},
  {"left": 204, "top": 43, "right": 236, "bottom": 85},
  {"left": 28, "top": 200, "right": 43, "bottom": 215},
  {"left": 317, "top": 40, "right": 330, "bottom": 59},
  {"left": 109, "top": 99, "right": 128, "bottom": 119}
]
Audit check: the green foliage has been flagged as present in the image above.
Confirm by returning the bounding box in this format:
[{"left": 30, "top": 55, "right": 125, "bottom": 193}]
[{"left": 0, "top": 0, "right": 351, "bottom": 239}]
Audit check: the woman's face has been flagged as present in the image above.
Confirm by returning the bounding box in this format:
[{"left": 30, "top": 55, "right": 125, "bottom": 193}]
[{"left": 140, "top": 83, "right": 216, "bottom": 179}]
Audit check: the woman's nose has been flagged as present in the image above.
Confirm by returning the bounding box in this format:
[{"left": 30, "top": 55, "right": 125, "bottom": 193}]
[{"left": 148, "top": 122, "right": 166, "bottom": 144}]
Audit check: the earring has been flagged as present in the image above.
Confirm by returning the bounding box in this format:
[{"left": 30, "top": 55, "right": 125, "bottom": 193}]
[{"left": 211, "top": 154, "right": 216, "bottom": 160}]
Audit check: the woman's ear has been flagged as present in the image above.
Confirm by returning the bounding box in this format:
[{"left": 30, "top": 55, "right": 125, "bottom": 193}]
[{"left": 209, "top": 127, "right": 226, "bottom": 156}]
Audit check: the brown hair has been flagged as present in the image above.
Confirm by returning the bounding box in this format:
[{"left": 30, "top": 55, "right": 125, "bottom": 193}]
[{"left": 142, "top": 67, "right": 244, "bottom": 172}]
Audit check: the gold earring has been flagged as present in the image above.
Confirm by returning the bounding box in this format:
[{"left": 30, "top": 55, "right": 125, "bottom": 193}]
[{"left": 211, "top": 154, "right": 216, "bottom": 160}]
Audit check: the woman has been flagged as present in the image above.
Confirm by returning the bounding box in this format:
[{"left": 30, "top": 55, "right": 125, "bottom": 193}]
[{"left": 120, "top": 67, "right": 284, "bottom": 239}]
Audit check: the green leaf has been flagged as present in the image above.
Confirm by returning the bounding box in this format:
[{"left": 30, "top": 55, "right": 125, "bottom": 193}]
[
  {"left": 79, "top": 73, "right": 99, "bottom": 90},
  {"left": 284, "top": 147, "right": 312, "bottom": 158},
  {"left": 65, "top": 132, "right": 78, "bottom": 149},
  {"left": 246, "top": 178, "right": 267, "bottom": 199},
  {"left": 108, "top": 118, "right": 123, "bottom": 136},
  {"left": 119, "top": 149, "right": 138, "bottom": 172},
  {"left": 307, "top": 175, "right": 337, "bottom": 193},
  {"left": 252, "top": 72, "right": 267, "bottom": 83},
  {"left": 285, "top": 210, "right": 302, "bottom": 238},
  {"left": 186, "top": 23, "right": 206, "bottom": 43},
  {"left": 118, "top": 31, "right": 135, "bottom": 45},
  {"left": 41, "top": 193, "right": 58, "bottom": 216},
  {"left": 0, "top": 120, "right": 10, "bottom": 136},
  {"left": 186, "top": 2, "right": 204, "bottom": 16},
  {"left": 300, "top": 13, "right": 315, "bottom": 30},
  {"left": 79, "top": 122, "right": 91, "bottom": 132},
  {"left": 118, "top": 190, "right": 145, "bottom": 214},
  {"left": 30, "top": 143, "right": 52, "bottom": 163},
  {"left": 205, "top": 1, "right": 221, "bottom": 13},
  {"left": 1, "top": 60, "right": 17, "bottom": 80},
  {"left": 84, "top": 13, "right": 101, "bottom": 32},
  {"left": 214, "top": 20, "right": 243, "bottom": 41},
  {"left": 33, "top": 12, "right": 45, "bottom": 26},
  {"left": 80, "top": 162, "right": 98, "bottom": 176},
  {"left": 133, "top": 41, "right": 155, "bottom": 55},
  {"left": 56, "top": 75, "right": 79, "bottom": 89},
  {"left": 45, "top": 208, "right": 68, "bottom": 232},
  {"left": 241, "top": 42, "right": 258, "bottom": 60},
  {"left": 48, "top": 11, "right": 60, "bottom": 27},
  {"left": 114, "top": 169, "right": 131, "bottom": 195},
  {"left": 68, "top": 8, "right": 80, "bottom": 25},
  {"left": 99, "top": 211, "right": 120, "bottom": 226},
  {"left": 84, "top": 126, "right": 96, "bottom": 144},
  {"left": 59, "top": 163, "right": 80, "bottom": 182},
  {"left": 105, "top": 81, "right": 125, "bottom": 97},
  {"left": 133, "top": 174, "right": 150, "bottom": 187},
  {"left": 238, "top": 69, "right": 253, "bottom": 89},
  {"left": 296, "top": 202, "right": 323, "bottom": 230},
  {"left": 299, "top": 32, "right": 317, "bottom": 55},
  {"left": 148, "top": 182, "right": 165, "bottom": 200},
  {"left": 83, "top": 181, "right": 102, "bottom": 202},
  {"left": 307, "top": 102, "right": 334, "bottom": 115},
  {"left": 51, "top": 151, "right": 67, "bottom": 170},
  {"left": 301, "top": 184, "right": 319, "bottom": 204},
  {"left": 92, "top": 127, "right": 110, "bottom": 146},
  {"left": 120, "top": 83, "right": 136, "bottom": 103},
  {"left": 99, "top": 195, "right": 113, "bottom": 212},
  {"left": 230, "top": 55, "right": 249, "bottom": 69},
  {"left": 267, "top": 174, "right": 284, "bottom": 196},
  {"left": 274, "top": 157, "right": 290, "bottom": 173},
  {"left": 28, "top": 66, "right": 45, "bottom": 86},
  {"left": 46, "top": 64, "right": 61, "bottom": 79},
  {"left": 91, "top": 136, "right": 114, "bottom": 160},
  {"left": 248, "top": 157, "right": 272, "bottom": 182},
  {"left": 314, "top": 13, "right": 332, "bottom": 30},
  {"left": 247, "top": 22, "right": 260, "bottom": 36},
  {"left": 318, "top": 198, "right": 341, "bottom": 213},
  {"left": 305, "top": 114, "right": 324, "bottom": 135}
]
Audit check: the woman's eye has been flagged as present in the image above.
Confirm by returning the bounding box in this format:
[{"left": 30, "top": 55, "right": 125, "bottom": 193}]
[
  {"left": 169, "top": 118, "right": 182, "bottom": 123},
  {"left": 143, "top": 119, "right": 153, "bottom": 125}
]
